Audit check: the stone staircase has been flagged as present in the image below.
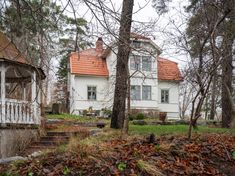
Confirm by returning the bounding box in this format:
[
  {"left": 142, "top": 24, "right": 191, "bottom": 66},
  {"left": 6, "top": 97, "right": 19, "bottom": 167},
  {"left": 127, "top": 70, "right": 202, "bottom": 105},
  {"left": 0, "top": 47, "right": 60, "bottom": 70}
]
[
  {"left": 22, "top": 119, "right": 105, "bottom": 156},
  {"left": 23, "top": 131, "right": 85, "bottom": 156}
]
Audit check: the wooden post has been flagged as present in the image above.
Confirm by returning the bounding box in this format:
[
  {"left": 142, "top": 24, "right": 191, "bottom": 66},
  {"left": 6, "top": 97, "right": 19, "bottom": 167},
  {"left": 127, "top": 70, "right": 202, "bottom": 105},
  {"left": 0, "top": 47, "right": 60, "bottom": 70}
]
[
  {"left": 0, "top": 63, "right": 6, "bottom": 125},
  {"left": 37, "top": 82, "right": 41, "bottom": 120},
  {"left": 31, "top": 70, "right": 37, "bottom": 124},
  {"left": 23, "top": 82, "right": 26, "bottom": 101}
]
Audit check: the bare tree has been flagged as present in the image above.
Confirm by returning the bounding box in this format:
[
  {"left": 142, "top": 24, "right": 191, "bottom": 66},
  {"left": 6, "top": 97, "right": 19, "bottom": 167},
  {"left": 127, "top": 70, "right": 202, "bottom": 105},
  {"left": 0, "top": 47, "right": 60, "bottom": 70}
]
[{"left": 110, "top": 0, "right": 134, "bottom": 129}]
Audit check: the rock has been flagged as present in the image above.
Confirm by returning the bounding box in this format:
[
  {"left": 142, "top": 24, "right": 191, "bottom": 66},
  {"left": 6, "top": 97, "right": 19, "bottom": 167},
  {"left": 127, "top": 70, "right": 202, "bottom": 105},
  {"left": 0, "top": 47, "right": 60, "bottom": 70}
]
[
  {"left": 29, "top": 151, "right": 43, "bottom": 158},
  {"left": 0, "top": 156, "right": 27, "bottom": 164},
  {"left": 146, "top": 133, "right": 158, "bottom": 144},
  {"left": 90, "top": 129, "right": 102, "bottom": 136},
  {"left": 133, "top": 120, "right": 147, "bottom": 125},
  {"left": 96, "top": 122, "right": 106, "bottom": 128},
  {"left": 46, "top": 119, "right": 62, "bottom": 124}
]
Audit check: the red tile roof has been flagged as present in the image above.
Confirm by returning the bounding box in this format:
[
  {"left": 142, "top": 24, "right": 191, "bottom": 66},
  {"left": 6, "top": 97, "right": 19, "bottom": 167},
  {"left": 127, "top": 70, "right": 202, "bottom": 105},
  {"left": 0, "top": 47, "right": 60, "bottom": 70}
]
[
  {"left": 70, "top": 51, "right": 182, "bottom": 81},
  {"left": 157, "top": 57, "right": 183, "bottom": 81},
  {"left": 70, "top": 48, "right": 109, "bottom": 77}
]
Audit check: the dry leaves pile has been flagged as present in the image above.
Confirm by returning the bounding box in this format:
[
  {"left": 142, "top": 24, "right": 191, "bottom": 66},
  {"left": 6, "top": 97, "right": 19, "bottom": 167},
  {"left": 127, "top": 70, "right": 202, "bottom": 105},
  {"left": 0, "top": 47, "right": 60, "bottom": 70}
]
[{"left": 0, "top": 134, "right": 234, "bottom": 176}]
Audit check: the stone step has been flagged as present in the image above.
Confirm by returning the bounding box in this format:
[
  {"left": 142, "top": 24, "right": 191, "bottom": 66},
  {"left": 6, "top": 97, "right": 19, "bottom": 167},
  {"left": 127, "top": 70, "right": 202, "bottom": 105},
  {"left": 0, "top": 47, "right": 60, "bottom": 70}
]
[
  {"left": 33, "top": 140, "right": 67, "bottom": 146},
  {"left": 46, "top": 131, "right": 80, "bottom": 137},
  {"left": 40, "top": 136, "right": 70, "bottom": 142},
  {"left": 46, "top": 131, "right": 69, "bottom": 136}
]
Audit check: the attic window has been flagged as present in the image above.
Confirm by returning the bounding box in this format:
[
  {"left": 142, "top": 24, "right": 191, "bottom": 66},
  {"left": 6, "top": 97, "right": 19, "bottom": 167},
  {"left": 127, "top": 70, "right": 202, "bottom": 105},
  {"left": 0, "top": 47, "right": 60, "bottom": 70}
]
[
  {"left": 130, "top": 55, "right": 141, "bottom": 70},
  {"left": 132, "top": 40, "right": 141, "bottom": 48}
]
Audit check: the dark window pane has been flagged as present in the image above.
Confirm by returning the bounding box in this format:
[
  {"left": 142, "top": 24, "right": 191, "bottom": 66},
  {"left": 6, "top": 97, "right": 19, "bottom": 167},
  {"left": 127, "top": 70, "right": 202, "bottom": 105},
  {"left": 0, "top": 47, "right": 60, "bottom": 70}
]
[
  {"left": 87, "top": 86, "right": 96, "bottom": 100},
  {"left": 131, "top": 85, "right": 141, "bottom": 100},
  {"left": 142, "top": 56, "right": 152, "bottom": 71},
  {"left": 142, "top": 85, "right": 151, "bottom": 100},
  {"left": 161, "top": 90, "right": 169, "bottom": 103}
]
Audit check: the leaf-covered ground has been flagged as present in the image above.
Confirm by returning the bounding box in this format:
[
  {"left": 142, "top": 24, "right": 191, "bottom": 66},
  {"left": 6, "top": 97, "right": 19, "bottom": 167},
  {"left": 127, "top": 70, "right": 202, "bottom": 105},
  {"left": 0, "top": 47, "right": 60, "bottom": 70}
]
[{"left": 0, "top": 133, "right": 235, "bottom": 176}]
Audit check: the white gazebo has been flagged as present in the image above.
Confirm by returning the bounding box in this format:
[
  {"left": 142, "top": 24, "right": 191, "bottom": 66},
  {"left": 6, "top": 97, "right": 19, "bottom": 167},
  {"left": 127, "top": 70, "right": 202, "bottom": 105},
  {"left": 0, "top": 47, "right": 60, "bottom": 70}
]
[{"left": 0, "top": 32, "right": 45, "bottom": 125}]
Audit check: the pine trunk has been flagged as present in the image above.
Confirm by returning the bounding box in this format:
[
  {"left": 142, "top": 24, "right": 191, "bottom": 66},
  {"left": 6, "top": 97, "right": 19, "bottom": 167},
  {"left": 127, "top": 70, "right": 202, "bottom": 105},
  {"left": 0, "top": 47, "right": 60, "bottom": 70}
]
[{"left": 221, "top": 30, "right": 233, "bottom": 128}]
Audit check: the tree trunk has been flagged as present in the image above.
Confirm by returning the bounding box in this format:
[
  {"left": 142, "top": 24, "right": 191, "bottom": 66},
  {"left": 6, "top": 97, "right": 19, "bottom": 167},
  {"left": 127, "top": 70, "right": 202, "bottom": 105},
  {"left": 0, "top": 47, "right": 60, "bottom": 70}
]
[
  {"left": 221, "top": 29, "right": 234, "bottom": 128},
  {"left": 210, "top": 74, "right": 217, "bottom": 120},
  {"left": 123, "top": 74, "right": 130, "bottom": 133},
  {"left": 111, "top": 0, "right": 134, "bottom": 129}
]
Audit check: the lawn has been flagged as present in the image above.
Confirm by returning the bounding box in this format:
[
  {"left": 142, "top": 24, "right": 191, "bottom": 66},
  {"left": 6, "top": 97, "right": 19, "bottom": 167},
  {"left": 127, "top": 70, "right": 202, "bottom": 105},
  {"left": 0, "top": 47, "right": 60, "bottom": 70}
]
[
  {"left": 46, "top": 113, "right": 82, "bottom": 120},
  {"left": 46, "top": 114, "right": 235, "bottom": 136},
  {"left": 129, "top": 124, "right": 235, "bottom": 135}
]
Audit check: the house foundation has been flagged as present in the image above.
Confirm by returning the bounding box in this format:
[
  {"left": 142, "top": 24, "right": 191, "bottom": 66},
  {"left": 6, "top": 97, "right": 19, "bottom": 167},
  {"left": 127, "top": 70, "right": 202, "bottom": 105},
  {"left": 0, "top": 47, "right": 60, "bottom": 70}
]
[{"left": 0, "top": 128, "right": 39, "bottom": 158}]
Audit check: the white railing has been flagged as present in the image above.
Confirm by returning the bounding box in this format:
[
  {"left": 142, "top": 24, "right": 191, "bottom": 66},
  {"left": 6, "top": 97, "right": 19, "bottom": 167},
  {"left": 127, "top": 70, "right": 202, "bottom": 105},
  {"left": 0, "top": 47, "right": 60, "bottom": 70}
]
[{"left": 0, "top": 99, "right": 40, "bottom": 125}]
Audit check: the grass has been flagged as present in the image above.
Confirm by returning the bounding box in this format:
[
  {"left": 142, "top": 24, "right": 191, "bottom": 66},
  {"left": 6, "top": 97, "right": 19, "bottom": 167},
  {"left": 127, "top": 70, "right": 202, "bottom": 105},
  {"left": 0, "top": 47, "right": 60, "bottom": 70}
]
[
  {"left": 46, "top": 114, "right": 234, "bottom": 136},
  {"left": 129, "top": 124, "right": 235, "bottom": 135},
  {"left": 46, "top": 113, "right": 82, "bottom": 119}
]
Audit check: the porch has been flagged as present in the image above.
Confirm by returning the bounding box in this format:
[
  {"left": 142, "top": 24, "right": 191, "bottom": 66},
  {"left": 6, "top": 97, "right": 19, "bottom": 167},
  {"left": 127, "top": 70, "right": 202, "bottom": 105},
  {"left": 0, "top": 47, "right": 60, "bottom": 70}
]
[{"left": 0, "top": 62, "right": 41, "bottom": 125}]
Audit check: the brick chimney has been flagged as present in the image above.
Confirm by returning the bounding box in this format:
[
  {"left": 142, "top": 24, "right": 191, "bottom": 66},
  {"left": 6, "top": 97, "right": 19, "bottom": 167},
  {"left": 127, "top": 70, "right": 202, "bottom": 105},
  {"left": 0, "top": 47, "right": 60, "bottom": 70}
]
[{"left": 96, "top": 37, "right": 103, "bottom": 52}]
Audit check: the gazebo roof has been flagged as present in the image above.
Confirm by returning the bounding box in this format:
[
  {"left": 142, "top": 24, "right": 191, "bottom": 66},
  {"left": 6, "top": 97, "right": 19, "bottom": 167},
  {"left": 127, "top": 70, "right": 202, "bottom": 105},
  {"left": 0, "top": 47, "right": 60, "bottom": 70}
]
[
  {"left": 0, "top": 31, "right": 45, "bottom": 79},
  {"left": 0, "top": 31, "right": 27, "bottom": 64}
]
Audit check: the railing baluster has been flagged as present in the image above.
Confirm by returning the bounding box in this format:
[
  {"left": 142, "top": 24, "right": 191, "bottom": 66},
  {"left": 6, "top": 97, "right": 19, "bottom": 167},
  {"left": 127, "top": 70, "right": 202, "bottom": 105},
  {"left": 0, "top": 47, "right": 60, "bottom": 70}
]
[
  {"left": 21, "top": 103, "right": 24, "bottom": 123},
  {"left": 19, "top": 103, "right": 22, "bottom": 123},
  {"left": 1, "top": 99, "right": 39, "bottom": 125},
  {"left": 6, "top": 102, "right": 10, "bottom": 123},
  {"left": 15, "top": 103, "right": 19, "bottom": 123},
  {"left": 11, "top": 102, "right": 15, "bottom": 123}
]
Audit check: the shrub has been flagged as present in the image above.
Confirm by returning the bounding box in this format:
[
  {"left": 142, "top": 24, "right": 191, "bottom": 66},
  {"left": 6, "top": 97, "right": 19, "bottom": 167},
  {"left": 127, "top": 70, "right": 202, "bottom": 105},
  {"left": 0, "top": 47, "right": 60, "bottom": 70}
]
[
  {"left": 136, "top": 113, "right": 145, "bottom": 120},
  {"left": 104, "top": 109, "right": 112, "bottom": 118},
  {"left": 133, "top": 120, "right": 147, "bottom": 125},
  {"left": 129, "top": 114, "right": 135, "bottom": 121}
]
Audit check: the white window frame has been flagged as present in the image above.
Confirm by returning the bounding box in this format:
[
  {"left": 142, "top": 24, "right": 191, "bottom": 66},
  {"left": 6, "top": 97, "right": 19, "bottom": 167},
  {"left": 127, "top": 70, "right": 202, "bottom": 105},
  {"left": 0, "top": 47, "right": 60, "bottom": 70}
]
[
  {"left": 132, "top": 40, "right": 141, "bottom": 48},
  {"left": 130, "top": 55, "right": 141, "bottom": 71},
  {"left": 142, "top": 85, "right": 152, "bottom": 100},
  {"left": 142, "top": 56, "right": 152, "bottom": 71},
  {"left": 161, "top": 89, "right": 169, "bottom": 103},
  {"left": 129, "top": 55, "right": 152, "bottom": 72},
  {"left": 87, "top": 86, "right": 97, "bottom": 100},
  {"left": 131, "top": 85, "right": 141, "bottom": 100}
]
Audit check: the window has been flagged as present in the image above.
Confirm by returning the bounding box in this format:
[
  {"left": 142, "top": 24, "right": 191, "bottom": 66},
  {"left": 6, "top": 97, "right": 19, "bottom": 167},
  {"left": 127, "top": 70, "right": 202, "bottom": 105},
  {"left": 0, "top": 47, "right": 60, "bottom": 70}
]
[
  {"left": 142, "top": 56, "right": 152, "bottom": 71},
  {"left": 87, "top": 86, "right": 96, "bottom": 100},
  {"left": 130, "top": 55, "right": 141, "bottom": 70},
  {"left": 161, "top": 90, "right": 169, "bottom": 103},
  {"left": 131, "top": 85, "right": 141, "bottom": 100},
  {"left": 132, "top": 40, "right": 141, "bottom": 48},
  {"left": 142, "top": 86, "right": 151, "bottom": 100},
  {"left": 130, "top": 55, "right": 152, "bottom": 72}
]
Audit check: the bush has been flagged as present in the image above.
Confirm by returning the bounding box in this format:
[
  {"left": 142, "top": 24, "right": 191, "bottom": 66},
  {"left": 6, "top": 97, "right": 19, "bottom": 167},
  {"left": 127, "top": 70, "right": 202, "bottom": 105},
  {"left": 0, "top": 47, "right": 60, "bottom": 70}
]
[
  {"left": 136, "top": 113, "right": 145, "bottom": 120},
  {"left": 129, "top": 115, "right": 135, "bottom": 121},
  {"left": 133, "top": 120, "right": 147, "bottom": 125}
]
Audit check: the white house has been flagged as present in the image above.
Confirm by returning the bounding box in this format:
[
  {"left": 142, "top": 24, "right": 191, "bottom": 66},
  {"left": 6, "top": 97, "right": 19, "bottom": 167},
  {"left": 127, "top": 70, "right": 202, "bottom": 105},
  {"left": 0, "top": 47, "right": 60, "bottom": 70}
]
[{"left": 68, "top": 33, "right": 183, "bottom": 119}]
